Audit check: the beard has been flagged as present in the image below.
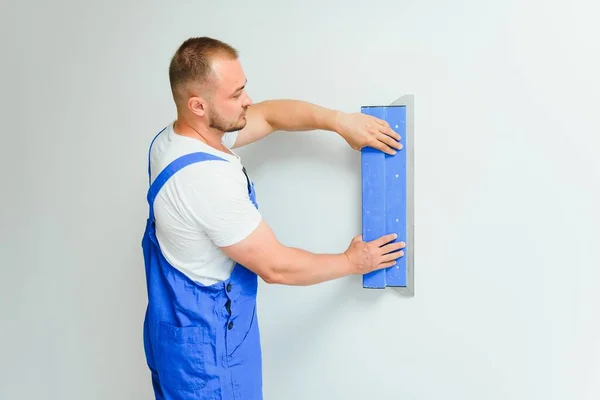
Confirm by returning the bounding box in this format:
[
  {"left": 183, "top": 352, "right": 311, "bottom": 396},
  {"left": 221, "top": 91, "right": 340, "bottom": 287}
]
[{"left": 208, "top": 108, "right": 247, "bottom": 133}]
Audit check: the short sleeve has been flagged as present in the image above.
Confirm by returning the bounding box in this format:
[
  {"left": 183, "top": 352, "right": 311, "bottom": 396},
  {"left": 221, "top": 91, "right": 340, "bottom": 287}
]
[
  {"left": 179, "top": 161, "right": 261, "bottom": 247},
  {"left": 222, "top": 131, "right": 239, "bottom": 149}
]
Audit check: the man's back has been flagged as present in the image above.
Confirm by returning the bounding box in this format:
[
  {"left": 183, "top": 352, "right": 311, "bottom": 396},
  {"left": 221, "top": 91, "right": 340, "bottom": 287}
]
[{"left": 148, "top": 122, "right": 262, "bottom": 285}]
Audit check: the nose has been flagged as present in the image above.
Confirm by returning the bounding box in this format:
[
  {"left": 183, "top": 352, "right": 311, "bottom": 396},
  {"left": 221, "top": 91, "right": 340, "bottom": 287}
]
[{"left": 243, "top": 92, "right": 253, "bottom": 107}]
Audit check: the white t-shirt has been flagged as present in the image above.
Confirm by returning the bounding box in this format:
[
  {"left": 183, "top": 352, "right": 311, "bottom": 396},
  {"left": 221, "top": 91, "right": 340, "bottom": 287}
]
[{"left": 148, "top": 122, "right": 262, "bottom": 285}]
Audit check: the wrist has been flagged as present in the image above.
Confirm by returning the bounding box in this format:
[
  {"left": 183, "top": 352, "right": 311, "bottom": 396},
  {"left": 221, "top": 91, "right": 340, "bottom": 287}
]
[
  {"left": 342, "top": 251, "right": 356, "bottom": 275},
  {"left": 331, "top": 110, "right": 346, "bottom": 136}
]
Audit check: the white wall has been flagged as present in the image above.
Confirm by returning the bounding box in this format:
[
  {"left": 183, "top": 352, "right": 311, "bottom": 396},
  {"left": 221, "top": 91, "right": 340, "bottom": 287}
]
[{"left": 2, "top": 0, "right": 599, "bottom": 399}]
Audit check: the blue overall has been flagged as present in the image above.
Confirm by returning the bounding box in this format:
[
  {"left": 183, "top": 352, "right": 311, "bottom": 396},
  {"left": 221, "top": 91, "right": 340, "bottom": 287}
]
[{"left": 141, "top": 136, "right": 263, "bottom": 399}]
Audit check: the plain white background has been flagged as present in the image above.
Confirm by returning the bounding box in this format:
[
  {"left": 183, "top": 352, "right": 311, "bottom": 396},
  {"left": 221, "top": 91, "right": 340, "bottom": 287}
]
[{"left": 2, "top": 0, "right": 599, "bottom": 399}]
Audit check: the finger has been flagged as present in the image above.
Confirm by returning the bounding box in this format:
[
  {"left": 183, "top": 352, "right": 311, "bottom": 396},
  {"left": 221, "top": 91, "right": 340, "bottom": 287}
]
[
  {"left": 381, "top": 250, "right": 404, "bottom": 262},
  {"left": 372, "top": 140, "right": 396, "bottom": 156},
  {"left": 374, "top": 260, "right": 397, "bottom": 271},
  {"left": 378, "top": 122, "right": 401, "bottom": 141},
  {"left": 381, "top": 241, "right": 406, "bottom": 253},
  {"left": 375, "top": 118, "right": 391, "bottom": 130},
  {"left": 372, "top": 233, "right": 397, "bottom": 246},
  {"left": 349, "top": 235, "right": 362, "bottom": 244},
  {"left": 377, "top": 132, "right": 403, "bottom": 150}
]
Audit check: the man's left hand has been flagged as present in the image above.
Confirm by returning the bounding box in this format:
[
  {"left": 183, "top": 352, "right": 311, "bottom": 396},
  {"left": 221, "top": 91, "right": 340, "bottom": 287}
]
[{"left": 336, "top": 112, "right": 403, "bottom": 155}]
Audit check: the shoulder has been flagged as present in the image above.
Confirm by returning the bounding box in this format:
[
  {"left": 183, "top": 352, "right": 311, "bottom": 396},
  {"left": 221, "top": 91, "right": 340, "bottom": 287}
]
[
  {"left": 148, "top": 123, "right": 243, "bottom": 185},
  {"left": 175, "top": 157, "right": 246, "bottom": 192}
]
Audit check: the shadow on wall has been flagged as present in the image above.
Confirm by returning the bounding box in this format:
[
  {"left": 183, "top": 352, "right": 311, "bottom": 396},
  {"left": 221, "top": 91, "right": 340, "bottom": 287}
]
[{"left": 234, "top": 129, "right": 359, "bottom": 180}]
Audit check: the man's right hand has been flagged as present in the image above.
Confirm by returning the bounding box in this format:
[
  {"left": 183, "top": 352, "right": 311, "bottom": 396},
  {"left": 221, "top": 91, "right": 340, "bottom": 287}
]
[{"left": 344, "top": 234, "right": 405, "bottom": 274}]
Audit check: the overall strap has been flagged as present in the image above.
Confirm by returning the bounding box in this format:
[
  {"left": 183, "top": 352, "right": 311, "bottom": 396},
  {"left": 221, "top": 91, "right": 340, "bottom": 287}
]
[{"left": 147, "top": 151, "right": 228, "bottom": 221}]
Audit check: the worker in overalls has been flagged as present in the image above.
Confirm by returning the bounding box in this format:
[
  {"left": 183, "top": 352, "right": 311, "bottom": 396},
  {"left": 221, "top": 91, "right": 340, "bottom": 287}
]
[{"left": 141, "top": 36, "right": 406, "bottom": 400}]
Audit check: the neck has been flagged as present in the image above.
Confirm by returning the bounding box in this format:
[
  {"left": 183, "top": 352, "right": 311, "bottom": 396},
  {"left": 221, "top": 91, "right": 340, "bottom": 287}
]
[{"left": 173, "top": 115, "right": 230, "bottom": 153}]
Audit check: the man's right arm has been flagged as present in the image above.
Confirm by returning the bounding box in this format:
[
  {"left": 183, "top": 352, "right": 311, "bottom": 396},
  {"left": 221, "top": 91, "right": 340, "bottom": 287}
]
[
  {"left": 220, "top": 219, "right": 404, "bottom": 286},
  {"left": 185, "top": 162, "right": 405, "bottom": 286}
]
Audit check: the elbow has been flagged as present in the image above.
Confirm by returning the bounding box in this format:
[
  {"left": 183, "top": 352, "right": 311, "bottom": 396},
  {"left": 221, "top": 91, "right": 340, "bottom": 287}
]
[
  {"left": 260, "top": 271, "right": 281, "bottom": 284},
  {"left": 256, "top": 256, "right": 292, "bottom": 285},
  {"left": 258, "top": 266, "right": 287, "bottom": 285},
  {"left": 221, "top": 222, "right": 296, "bottom": 285}
]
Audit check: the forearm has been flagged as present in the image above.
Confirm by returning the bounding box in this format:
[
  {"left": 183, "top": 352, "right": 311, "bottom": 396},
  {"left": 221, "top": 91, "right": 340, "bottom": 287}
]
[
  {"left": 265, "top": 246, "right": 354, "bottom": 286},
  {"left": 261, "top": 99, "right": 342, "bottom": 133},
  {"left": 221, "top": 220, "right": 356, "bottom": 286}
]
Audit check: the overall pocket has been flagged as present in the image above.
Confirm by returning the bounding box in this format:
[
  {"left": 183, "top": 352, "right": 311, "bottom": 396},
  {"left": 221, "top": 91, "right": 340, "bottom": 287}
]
[{"left": 154, "top": 321, "right": 210, "bottom": 391}]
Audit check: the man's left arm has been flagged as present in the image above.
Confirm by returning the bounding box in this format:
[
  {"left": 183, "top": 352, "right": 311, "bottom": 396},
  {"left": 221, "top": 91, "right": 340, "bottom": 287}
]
[{"left": 233, "top": 99, "right": 403, "bottom": 154}]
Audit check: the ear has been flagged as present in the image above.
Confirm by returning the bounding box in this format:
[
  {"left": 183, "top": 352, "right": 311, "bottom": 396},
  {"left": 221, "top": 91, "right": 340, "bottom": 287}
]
[{"left": 188, "top": 95, "right": 208, "bottom": 117}]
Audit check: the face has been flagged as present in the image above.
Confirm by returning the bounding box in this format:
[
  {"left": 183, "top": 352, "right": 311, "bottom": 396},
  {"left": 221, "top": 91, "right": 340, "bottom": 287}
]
[{"left": 202, "top": 57, "right": 253, "bottom": 132}]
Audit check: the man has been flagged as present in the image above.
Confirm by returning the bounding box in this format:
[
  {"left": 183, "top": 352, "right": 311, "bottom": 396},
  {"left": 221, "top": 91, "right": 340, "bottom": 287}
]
[{"left": 142, "top": 37, "right": 405, "bottom": 400}]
